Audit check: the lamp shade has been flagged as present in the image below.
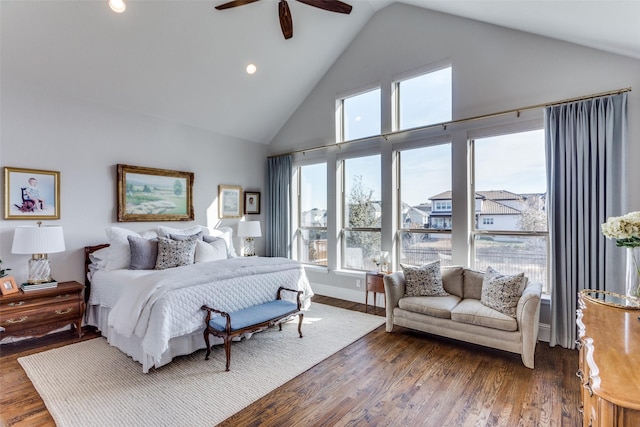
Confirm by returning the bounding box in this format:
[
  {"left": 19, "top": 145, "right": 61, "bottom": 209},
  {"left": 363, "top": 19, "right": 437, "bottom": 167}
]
[
  {"left": 11, "top": 226, "right": 66, "bottom": 254},
  {"left": 237, "top": 221, "right": 262, "bottom": 238}
]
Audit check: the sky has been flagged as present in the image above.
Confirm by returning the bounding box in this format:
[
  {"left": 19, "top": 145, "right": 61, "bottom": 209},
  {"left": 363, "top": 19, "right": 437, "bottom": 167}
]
[{"left": 300, "top": 67, "right": 546, "bottom": 210}]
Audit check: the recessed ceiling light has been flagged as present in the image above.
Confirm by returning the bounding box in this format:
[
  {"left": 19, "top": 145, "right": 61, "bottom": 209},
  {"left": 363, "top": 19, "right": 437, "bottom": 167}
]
[
  {"left": 246, "top": 64, "right": 257, "bottom": 75},
  {"left": 109, "top": 0, "right": 126, "bottom": 13}
]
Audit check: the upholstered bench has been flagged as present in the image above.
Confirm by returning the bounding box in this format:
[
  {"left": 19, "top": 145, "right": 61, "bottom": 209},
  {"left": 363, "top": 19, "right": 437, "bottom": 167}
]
[{"left": 201, "top": 286, "right": 304, "bottom": 371}]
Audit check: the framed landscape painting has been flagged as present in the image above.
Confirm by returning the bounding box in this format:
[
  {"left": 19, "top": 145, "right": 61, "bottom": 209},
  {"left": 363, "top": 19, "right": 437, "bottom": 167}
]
[
  {"left": 4, "top": 167, "right": 60, "bottom": 220},
  {"left": 117, "top": 164, "right": 194, "bottom": 222},
  {"left": 218, "top": 185, "right": 242, "bottom": 218}
]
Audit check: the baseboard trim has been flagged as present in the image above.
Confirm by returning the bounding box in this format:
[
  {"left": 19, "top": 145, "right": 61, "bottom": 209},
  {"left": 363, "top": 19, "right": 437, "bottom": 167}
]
[{"left": 311, "top": 281, "right": 551, "bottom": 343}]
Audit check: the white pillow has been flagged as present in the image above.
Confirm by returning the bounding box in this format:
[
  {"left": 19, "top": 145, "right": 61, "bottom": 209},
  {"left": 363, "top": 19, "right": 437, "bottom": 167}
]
[
  {"left": 207, "top": 226, "right": 238, "bottom": 258},
  {"left": 157, "top": 225, "right": 209, "bottom": 238},
  {"left": 88, "top": 247, "right": 110, "bottom": 270},
  {"left": 195, "top": 239, "right": 228, "bottom": 263},
  {"left": 104, "top": 226, "right": 140, "bottom": 270}
]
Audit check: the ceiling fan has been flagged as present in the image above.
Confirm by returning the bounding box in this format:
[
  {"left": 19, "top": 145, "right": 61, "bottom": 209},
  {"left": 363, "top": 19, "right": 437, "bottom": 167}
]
[{"left": 215, "top": 0, "right": 353, "bottom": 40}]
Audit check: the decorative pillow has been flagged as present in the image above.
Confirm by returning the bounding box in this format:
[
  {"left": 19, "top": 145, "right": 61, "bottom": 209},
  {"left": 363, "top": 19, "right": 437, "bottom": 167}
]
[
  {"left": 204, "top": 227, "right": 238, "bottom": 258},
  {"left": 194, "top": 238, "right": 228, "bottom": 263},
  {"left": 104, "top": 226, "right": 140, "bottom": 270},
  {"left": 157, "top": 225, "right": 209, "bottom": 239},
  {"left": 169, "top": 231, "right": 204, "bottom": 241},
  {"left": 88, "top": 247, "right": 111, "bottom": 271},
  {"left": 155, "top": 237, "right": 197, "bottom": 270},
  {"left": 480, "top": 267, "right": 525, "bottom": 318},
  {"left": 401, "top": 261, "right": 449, "bottom": 297},
  {"left": 128, "top": 235, "right": 158, "bottom": 270}
]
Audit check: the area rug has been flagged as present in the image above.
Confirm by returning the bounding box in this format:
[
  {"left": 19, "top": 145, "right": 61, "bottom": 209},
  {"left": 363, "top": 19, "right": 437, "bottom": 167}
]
[{"left": 18, "top": 303, "right": 384, "bottom": 427}]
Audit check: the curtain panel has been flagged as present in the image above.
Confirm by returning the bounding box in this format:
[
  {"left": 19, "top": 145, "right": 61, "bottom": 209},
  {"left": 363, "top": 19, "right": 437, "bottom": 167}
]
[
  {"left": 545, "top": 93, "right": 627, "bottom": 349},
  {"left": 266, "top": 155, "right": 292, "bottom": 258}
]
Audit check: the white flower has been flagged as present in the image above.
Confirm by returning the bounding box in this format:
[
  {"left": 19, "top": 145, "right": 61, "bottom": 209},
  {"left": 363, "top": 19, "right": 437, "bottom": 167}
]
[{"left": 601, "top": 211, "right": 640, "bottom": 241}]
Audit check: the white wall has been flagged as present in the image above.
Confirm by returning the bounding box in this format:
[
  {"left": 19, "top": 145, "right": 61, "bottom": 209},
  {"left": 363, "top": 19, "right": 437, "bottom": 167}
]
[
  {"left": 0, "top": 83, "right": 267, "bottom": 285},
  {"left": 268, "top": 3, "right": 640, "bottom": 309}
]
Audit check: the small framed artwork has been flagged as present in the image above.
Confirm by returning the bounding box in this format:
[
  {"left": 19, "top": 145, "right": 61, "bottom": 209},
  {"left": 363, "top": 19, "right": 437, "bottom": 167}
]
[
  {"left": 117, "top": 164, "right": 194, "bottom": 222},
  {"left": 0, "top": 276, "right": 19, "bottom": 296},
  {"left": 219, "top": 185, "right": 242, "bottom": 218},
  {"left": 4, "top": 167, "right": 60, "bottom": 220},
  {"left": 244, "top": 191, "right": 260, "bottom": 214}
]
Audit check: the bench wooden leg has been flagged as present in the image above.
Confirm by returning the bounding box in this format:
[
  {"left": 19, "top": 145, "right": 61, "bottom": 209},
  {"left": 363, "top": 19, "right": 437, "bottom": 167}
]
[
  {"left": 204, "top": 328, "right": 211, "bottom": 361},
  {"left": 224, "top": 337, "right": 231, "bottom": 371},
  {"left": 298, "top": 313, "right": 304, "bottom": 338}
]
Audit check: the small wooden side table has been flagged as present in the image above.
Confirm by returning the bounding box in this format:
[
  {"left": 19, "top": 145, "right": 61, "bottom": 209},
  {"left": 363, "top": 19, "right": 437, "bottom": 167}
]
[
  {"left": 365, "top": 271, "right": 386, "bottom": 313},
  {"left": 0, "top": 281, "right": 85, "bottom": 340}
]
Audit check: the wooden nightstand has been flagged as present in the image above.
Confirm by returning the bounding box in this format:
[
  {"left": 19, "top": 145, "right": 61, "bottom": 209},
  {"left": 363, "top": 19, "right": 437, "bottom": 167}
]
[
  {"left": 0, "top": 281, "right": 85, "bottom": 340},
  {"left": 365, "top": 271, "right": 386, "bottom": 313}
]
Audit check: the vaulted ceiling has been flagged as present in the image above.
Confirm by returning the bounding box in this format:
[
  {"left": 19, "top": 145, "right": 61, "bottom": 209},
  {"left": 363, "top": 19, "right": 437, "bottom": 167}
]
[{"left": 2, "top": 1, "right": 638, "bottom": 144}]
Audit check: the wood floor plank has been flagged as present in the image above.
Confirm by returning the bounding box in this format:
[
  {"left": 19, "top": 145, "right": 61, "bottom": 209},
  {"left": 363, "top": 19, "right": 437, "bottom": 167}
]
[{"left": 0, "top": 295, "right": 582, "bottom": 426}]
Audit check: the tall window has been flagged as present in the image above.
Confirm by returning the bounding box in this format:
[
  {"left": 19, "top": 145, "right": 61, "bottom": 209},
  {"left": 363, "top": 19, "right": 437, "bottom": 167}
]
[
  {"left": 397, "top": 143, "right": 452, "bottom": 266},
  {"left": 296, "top": 163, "right": 327, "bottom": 266},
  {"left": 340, "top": 88, "right": 381, "bottom": 142},
  {"left": 472, "top": 129, "right": 549, "bottom": 291},
  {"left": 342, "top": 155, "right": 381, "bottom": 270},
  {"left": 395, "top": 66, "right": 451, "bottom": 131}
]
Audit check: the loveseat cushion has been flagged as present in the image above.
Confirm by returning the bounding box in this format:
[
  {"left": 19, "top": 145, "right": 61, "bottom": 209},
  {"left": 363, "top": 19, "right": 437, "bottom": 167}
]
[
  {"left": 441, "top": 266, "right": 464, "bottom": 298},
  {"left": 401, "top": 261, "right": 449, "bottom": 297},
  {"left": 463, "top": 268, "right": 485, "bottom": 299},
  {"left": 450, "top": 299, "right": 518, "bottom": 332},
  {"left": 398, "top": 295, "right": 462, "bottom": 319}
]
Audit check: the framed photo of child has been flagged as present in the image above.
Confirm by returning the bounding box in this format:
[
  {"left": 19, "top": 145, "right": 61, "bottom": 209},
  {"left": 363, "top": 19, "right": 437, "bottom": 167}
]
[
  {"left": 3, "top": 167, "right": 60, "bottom": 220},
  {"left": 244, "top": 191, "right": 260, "bottom": 215}
]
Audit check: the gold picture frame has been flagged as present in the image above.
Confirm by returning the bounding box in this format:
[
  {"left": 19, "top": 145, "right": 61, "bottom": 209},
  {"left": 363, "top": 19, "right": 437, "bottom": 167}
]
[
  {"left": 4, "top": 167, "right": 60, "bottom": 220},
  {"left": 218, "top": 185, "right": 242, "bottom": 218},
  {"left": 117, "top": 164, "right": 194, "bottom": 222},
  {"left": 0, "top": 276, "right": 19, "bottom": 296}
]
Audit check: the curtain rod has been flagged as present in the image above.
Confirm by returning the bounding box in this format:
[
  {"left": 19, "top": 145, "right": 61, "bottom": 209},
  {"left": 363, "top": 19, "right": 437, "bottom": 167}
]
[{"left": 267, "top": 87, "right": 631, "bottom": 159}]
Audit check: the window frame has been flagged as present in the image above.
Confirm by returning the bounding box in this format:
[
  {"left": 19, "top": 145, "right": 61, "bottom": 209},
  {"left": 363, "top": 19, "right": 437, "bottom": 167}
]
[
  {"left": 395, "top": 140, "right": 453, "bottom": 267},
  {"left": 336, "top": 85, "right": 382, "bottom": 143},
  {"left": 340, "top": 153, "right": 382, "bottom": 272},
  {"left": 293, "top": 161, "right": 328, "bottom": 267},
  {"left": 469, "top": 125, "right": 550, "bottom": 292},
  {"left": 392, "top": 61, "right": 452, "bottom": 132}
]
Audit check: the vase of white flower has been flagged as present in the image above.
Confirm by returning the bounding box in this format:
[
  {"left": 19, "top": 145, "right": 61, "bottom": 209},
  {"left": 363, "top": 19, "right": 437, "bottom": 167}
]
[
  {"left": 601, "top": 211, "right": 640, "bottom": 300},
  {"left": 626, "top": 247, "right": 640, "bottom": 299}
]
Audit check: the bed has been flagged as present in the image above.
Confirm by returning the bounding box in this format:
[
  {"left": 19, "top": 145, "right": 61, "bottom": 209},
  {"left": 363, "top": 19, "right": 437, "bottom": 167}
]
[{"left": 84, "top": 225, "right": 314, "bottom": 373}]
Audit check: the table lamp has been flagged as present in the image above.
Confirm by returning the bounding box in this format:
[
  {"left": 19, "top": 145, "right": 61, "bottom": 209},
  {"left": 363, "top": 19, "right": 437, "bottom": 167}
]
[
  {"left": 11, "top": 222, "right": 65, "bottom": 284},
  {"left": 237, "top": 221, "right": 261, "bottom": 257}
]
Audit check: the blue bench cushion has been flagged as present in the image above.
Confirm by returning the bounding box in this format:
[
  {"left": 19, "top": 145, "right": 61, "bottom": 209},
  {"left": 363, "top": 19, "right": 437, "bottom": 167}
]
[{"left": 209, "top": 300, "right": 298, "bottom": 332}]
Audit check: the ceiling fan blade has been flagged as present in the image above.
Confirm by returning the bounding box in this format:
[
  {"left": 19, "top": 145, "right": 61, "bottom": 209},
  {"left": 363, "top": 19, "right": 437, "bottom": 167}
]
[
  {"left": 279, "top": 0, "right": 293, "bottom": 39},
  {"left": 296, "top": 0, "right": 352, "bottom": 14},
  {"left": 215, "top": 0, "right": 260, "bottom": 11}
]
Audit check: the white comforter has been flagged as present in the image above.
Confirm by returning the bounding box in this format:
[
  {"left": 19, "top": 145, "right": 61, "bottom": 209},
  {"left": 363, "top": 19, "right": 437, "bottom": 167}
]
[{"left": 105, "top": 257, "right": 313, "bottom": 368}]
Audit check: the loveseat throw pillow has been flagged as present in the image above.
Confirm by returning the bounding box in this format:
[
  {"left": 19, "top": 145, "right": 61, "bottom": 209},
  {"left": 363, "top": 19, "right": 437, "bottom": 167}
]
[
  {"left": 480, "top": 266, "right": 525, "bottom": 318},
  {"left": 401, "top": 260, "right": 449, "bottom": 297}
]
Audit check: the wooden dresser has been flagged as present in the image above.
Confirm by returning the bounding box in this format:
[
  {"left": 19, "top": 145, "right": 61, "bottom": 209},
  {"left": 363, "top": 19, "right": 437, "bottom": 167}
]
[
  {"left": 576, "top": 290, "right": 640, "bottom": 427},
  {"left": 0, "top": 281, "right": 85, "bottom": 340}
]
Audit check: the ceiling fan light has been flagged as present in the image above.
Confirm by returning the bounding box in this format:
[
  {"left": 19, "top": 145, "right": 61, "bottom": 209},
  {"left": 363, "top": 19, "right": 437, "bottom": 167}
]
[
  {"left": 246, "top": 64, "right": 257, "bottom": 75},
  {"left": 109, "top": 0, "right": 126, "bottom": 13}
]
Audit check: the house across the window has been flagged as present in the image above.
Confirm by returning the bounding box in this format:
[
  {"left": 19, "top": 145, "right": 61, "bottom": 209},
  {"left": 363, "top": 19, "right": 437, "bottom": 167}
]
[{"left": 415, "top": 190, "right": 546, "bottom": 231}]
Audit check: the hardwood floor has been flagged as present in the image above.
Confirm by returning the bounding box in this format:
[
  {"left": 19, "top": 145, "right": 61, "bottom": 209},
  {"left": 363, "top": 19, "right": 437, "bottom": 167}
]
[{"left": 0, "top": 295, "right": 581, "bottom": 426}]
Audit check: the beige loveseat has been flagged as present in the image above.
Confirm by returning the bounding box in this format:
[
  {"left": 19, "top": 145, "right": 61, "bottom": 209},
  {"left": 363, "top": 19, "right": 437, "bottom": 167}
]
[{"left": 384, "top": 266, "right": 542, "bottom": 369}]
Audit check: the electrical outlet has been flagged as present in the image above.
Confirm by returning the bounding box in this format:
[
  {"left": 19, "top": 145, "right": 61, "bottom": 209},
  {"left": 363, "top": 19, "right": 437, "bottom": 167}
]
[{"left": 356, "top": 279, "right": 362, "bottom": 288}]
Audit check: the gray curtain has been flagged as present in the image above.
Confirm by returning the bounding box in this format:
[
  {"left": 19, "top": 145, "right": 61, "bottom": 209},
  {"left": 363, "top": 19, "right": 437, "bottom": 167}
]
[
  {"left": 266, "top": 155, "right": 292, "bottom": 258},
  {"left": 545, "top": 93, "right": 627, "bottom": 349}
]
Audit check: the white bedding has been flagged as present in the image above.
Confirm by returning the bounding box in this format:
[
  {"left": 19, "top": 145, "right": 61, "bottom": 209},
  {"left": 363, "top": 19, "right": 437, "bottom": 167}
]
[{"left": 87, "top": 257, "right": 313, "bottom": 372}]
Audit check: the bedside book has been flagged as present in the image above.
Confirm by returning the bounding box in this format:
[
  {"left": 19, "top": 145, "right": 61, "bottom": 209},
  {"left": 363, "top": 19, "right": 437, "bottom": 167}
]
[{"left": 21, "top": 280, "right": 58, "bottom": 292}]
